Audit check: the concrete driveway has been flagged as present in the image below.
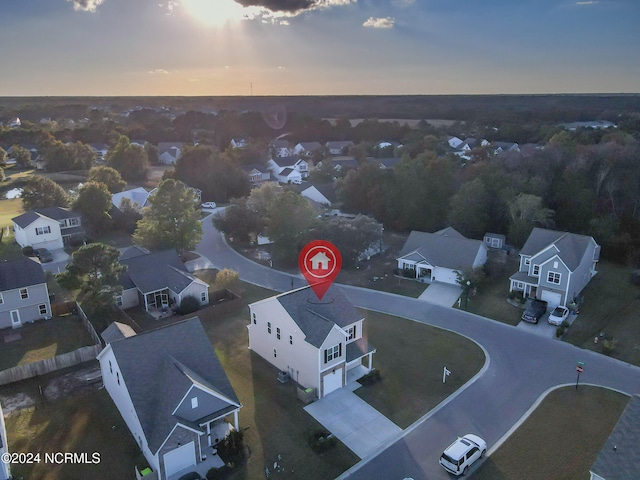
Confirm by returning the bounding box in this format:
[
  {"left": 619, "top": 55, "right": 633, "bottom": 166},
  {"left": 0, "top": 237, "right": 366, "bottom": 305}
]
[
  {"left": 41, "top": 249, "right": 70, "bottom": 274},
  {"left": 304, "top": 387, "right": 402, "bottom": 459},
  {"left": 418, "top": 282, "right": 462, "bottom": 307}
]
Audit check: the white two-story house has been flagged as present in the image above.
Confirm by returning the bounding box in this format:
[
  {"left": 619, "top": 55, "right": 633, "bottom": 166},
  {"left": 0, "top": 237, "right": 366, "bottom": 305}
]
[
  {"left": 12, "top": 207, "right": 84, "bottom": 250},
  {"left": 248, "top": 285, "right": 376, "bottom": 399},
  {"left": 509, "top": 228, "right": 600, "bottom": 308},
  {"left": 266, "top": 155, "right": 309, "bottom": 184}
]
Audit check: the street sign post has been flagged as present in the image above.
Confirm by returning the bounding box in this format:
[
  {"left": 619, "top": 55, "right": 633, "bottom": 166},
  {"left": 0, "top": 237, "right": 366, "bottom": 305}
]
[{"left": 575, "top": 361, "right": 585, "bottom": 389}]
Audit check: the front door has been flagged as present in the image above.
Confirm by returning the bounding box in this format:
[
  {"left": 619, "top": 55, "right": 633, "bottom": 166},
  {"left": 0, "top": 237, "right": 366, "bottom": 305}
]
[{"left": 10, "top": 310, "right": 21, "bottom": 328}]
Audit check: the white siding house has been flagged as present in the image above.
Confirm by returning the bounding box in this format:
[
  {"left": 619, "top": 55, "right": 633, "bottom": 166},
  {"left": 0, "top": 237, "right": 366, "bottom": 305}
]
[{"left": 248, "top": 285, "right": 375, "bottom": 399}]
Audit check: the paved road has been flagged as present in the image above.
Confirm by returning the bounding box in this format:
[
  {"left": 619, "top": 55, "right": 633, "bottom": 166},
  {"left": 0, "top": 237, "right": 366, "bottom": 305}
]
[{"left": 196, "top": 216, "right": 640, "bottom": 479}]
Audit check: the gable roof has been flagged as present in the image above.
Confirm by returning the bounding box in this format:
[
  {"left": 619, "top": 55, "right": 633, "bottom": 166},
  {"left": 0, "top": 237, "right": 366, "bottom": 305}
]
[
  {"left": 521, "top": 228, "right": 596, "bottom": 271},
  {"left": 300, "top": 183, "right": 337, "bottom": 204},
  {"left": 326, "top": 141, "right": 354, "bottom": 150},
  {"left": 101, "top": 321, "right": 137, "bottom": 344},
  {"left": 590, "top": 395, "right": 640, "bottom": 480},
  {"left": 399, "top": 228, "right": 485, "bottom": 271},
  {"left": 297, "top": 141, "right": 323, "bottom": 152},
  {"left": 241, "top": 163, "right": 269, "bottom": 174},
  {"left": 111, "top": 187, "right": 151, "bottom": 210},
  {"left": 0, "top": 257, "right": 46, "bottom": 291},
  {"left": 270, "top": 155, "right": 305, "bottom": 168},
  {"left": 269, "top": 285, "right": 363, "bottom": 348},
  {"left": 119, "top": 249, "right": 203, "bottom": 294},
  {"left": 107, "top": 317, "right": 240, "bottom": 453},
  {"left": 157, "top": 142, "right": 184, "bottom": 154},
  {"left": 12, "top": 207, "right": 80, "bottom": 228}
]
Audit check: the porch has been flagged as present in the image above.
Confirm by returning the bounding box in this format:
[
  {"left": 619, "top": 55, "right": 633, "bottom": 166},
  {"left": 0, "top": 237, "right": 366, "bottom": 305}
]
[{"left": 142, "top": 288, "right": 173, "bottom": 312}]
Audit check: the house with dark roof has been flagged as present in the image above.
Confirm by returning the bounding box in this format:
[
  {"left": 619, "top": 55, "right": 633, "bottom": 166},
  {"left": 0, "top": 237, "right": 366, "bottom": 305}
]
[
  {"left": 97, "top": 317, "right": 242, "bottom": 480},
  {"left": 241, "top": 164, "right": 272, "bottom": 188},
  {"left": 325, "top": 141, "right": 354, "bottom": 155},
  {"left": 158, "top": 142, "right": 184, "bottom": 165},
  {"left": 396, "top": 227, "right": 488, "bottom": 285},
  {"left": 300, "top": 183, "right": 337, "bottom": 207},
  {"left": 267, "top": 155, "right": 309, "bottom": 183},
  {"left": 116, "top": 248, "right": 209, "bottom": 313},
  {"left": 248, "top": 285, "right": 376, "bottom": 399},
  {"left": 12, "top": 207, "right": 84, "bottom": 250},
  {"left": 509, "top": 228, "right": 600, "bottom": 308},
  {"left": 589, "top": 395, "right": 640, "bottom": 480},
  {"left": 0, "top": 257, "right": 51, "bottom": 330},
  {"left": 271, "top": 139, "right": 292, "bottom": 157},
  {"left": 293, "top": 141, "right": 323, "bottom": 157}
]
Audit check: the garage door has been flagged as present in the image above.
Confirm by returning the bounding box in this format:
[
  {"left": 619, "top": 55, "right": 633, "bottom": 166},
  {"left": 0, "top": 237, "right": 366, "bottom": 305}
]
[
  {"left": 435, "top": 268, "right": 459, "bottom": 285},
  {"left": 541, "top": 291, "right": 563, "bottom": 309},
  {"left": 322, "top": 368, "right": 343, "bottom": 397},
  {"left": 163, "top": 442, "right": 196, "bottom": 477}
]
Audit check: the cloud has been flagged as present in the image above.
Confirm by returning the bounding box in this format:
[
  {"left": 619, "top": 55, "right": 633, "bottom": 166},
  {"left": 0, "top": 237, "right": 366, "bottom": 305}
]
[
  {"left": 148, "top": 69, "right": 170, "bottom": 74},
  {"left": 575, "top": 1, "right": 597, "bottom": 4},
  {"left": 392, "top": 0, "right": 414, "bottom": 6},
  {"left": 363, "top": 16, "right": 395, "bottom": 29},
  {"left": 235, "top": 0, "right": 356, "bottom": 16},
  {"left": 67, "top": 0, "right": 105, "bottom": 12}
]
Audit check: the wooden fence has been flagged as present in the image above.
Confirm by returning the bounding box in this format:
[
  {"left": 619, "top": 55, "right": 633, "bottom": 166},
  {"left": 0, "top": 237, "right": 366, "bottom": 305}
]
[
  {"left": 0, "top": 302, "right": 103, "bottom": 386},
  {"left": 0, "top": 344, "right": 102, "bottom": 386}
]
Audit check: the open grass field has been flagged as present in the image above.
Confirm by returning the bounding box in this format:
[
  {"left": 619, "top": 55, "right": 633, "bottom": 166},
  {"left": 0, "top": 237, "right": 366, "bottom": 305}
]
[
  {"left": 3, "top": 382, "right": 145, "bottom": 480},
  {"left": 0, "top": 198, "right": 23, "bottom": 229},
  {"left": 474, "top": 386, "right": 629, "bottom": 480},
  {"left": 354, "top": 310, "right": 485, "bottom": 428},
  {"left": 0, "top": 316, "right": 95, "bottom": 371}
]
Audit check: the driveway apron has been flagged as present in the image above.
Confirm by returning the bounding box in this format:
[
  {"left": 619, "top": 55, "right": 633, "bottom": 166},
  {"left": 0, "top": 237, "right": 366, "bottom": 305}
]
[
  {"left": 304, "top": 388, "right": 402, "bottom": 459},
  {"left": 417, "top": 282, "right": 462, "bottom": 307}
]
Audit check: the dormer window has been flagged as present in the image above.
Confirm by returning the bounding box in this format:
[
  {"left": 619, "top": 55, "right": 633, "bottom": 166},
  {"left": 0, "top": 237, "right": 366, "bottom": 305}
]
[
  {"left": 524, "top": 258, "right": 531, "bottom": 266},
  {"left": 191, "top": 397, "right": 198, "bottom": 409}
]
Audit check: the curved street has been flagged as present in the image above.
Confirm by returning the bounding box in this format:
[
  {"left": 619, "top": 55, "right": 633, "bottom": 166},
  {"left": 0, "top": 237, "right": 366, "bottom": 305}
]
[{"left": 196, "top": 213, "right": 640, "bottom": 480}]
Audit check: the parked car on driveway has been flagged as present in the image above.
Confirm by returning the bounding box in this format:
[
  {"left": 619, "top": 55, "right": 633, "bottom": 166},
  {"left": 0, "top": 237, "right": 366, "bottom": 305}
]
[
  {"left": 548, "top": 305, "right": 570, "bottom": 326},
  {"left": 201, "top": 201, "right": 217, "bottom": 209},
  {"left": 521, "top": 298, "right": 548, "bottom": 324},
  {"left": 35, "top": 247, "right": 54, "bottom": 263},
  {"left": 440, "top": 434, "right": 487, "bottom": 476}
]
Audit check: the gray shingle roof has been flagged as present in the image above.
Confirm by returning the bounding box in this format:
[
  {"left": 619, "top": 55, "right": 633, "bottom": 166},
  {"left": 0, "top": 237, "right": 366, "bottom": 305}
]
[
  {"left": 12, "top": 207, "right": 80, "bottom": 228},
  {"left": 101, "top": 321, "right": 137, "bottom": 344},
  {"left": 0, "top": 257, "right": 45, "bottom": 291},
  {"left": 271, "top": 155, "right": 304, "bottom": 168},
  {"left": 521, "top": 228, "right": 595, "bottom": 271},
  {"left": 119, "top": 249, "right": 202, "bottom": 294},
  {"left": 590, "top": 395, "right": 640, "bottom": 480},
  {"left": 108, "top": 317, "right": 240, "bottom": 453},
  {"left": 275, "top": 285, "right": 363, "bottom": 348},
  {"left": 398, "top": 229, "right": 485, "bottom": 271},
  {"left": 298, "top": 142, "right": 323, "bottom": 152}
]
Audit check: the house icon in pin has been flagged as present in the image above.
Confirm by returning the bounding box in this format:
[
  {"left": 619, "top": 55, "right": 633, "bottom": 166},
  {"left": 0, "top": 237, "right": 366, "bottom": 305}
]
[{"left": 310, "top": 251, "right": 331, "bottom": 270}]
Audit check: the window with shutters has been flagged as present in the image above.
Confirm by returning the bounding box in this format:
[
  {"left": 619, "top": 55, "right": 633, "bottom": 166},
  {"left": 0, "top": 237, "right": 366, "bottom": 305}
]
[{"left": 324, "top": 344, "right": 342, "bottom": 363}]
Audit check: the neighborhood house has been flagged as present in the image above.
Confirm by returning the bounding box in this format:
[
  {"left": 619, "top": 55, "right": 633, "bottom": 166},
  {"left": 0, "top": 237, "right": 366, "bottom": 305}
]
[
  {"left": 247, "top": 285, "right": 376, "bottom": 399},
  {"left": 97, "top": 318, "right": 242, "bottom": 480},
  {"left": 396, "top": 227, "right": 488, "bottom": 285},
  {"left": 116, "top": 247, "right": 209, "bottom": 313},
  {"left": 12, "top": 207, "right": 84, "bottom": 250},
  {"left": 509, "top": 228, "right": 600, "bottom": 308},
  {"left": 0, "top": 257, "right": 51, "bottom": 330}
]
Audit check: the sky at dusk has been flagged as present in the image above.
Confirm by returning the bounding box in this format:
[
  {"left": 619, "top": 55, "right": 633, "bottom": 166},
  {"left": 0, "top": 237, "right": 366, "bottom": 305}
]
[{"left": 1, "top": 0, "right": 639, "bottom": 96}]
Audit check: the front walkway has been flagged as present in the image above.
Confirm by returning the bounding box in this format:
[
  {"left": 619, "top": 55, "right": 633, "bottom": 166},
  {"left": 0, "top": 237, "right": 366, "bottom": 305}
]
[
  {"left": 417, "top": 281, "right": 462, "bottom": 307},
  {"left": 304, "top": 387, "right": 402, "bottom": 459}
]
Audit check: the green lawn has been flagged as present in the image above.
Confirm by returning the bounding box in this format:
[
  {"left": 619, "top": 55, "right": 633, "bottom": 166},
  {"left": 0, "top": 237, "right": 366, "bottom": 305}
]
[
  {"left": 0, "top": 316, "right": 95, "bottom": 371},
  {"left": 4, "top": 383, "right": 145, "bottom": 480},
  {"left": 474, "top": 386, "right": 629, "bottom": 480},
  {"left": 563, "top": 261, "right": 640, "bottom": 366},
  {"left": 0, "top": 198, "right": 23, "bottom": 230},
  {"left": 354, "top": 310, "right": 485, "bottom": 428}
]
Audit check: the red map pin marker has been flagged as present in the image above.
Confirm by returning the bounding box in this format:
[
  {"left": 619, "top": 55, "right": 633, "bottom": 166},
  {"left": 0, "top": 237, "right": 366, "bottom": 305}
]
[{"left": 298, "top": 240, "right": 342, "bottom": 300}]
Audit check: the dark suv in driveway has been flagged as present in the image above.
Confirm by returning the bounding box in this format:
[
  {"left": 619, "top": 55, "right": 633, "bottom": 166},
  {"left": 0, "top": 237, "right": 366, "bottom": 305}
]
[{"left": 521, "top": 298, "right": 548, "bottom": 324}]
